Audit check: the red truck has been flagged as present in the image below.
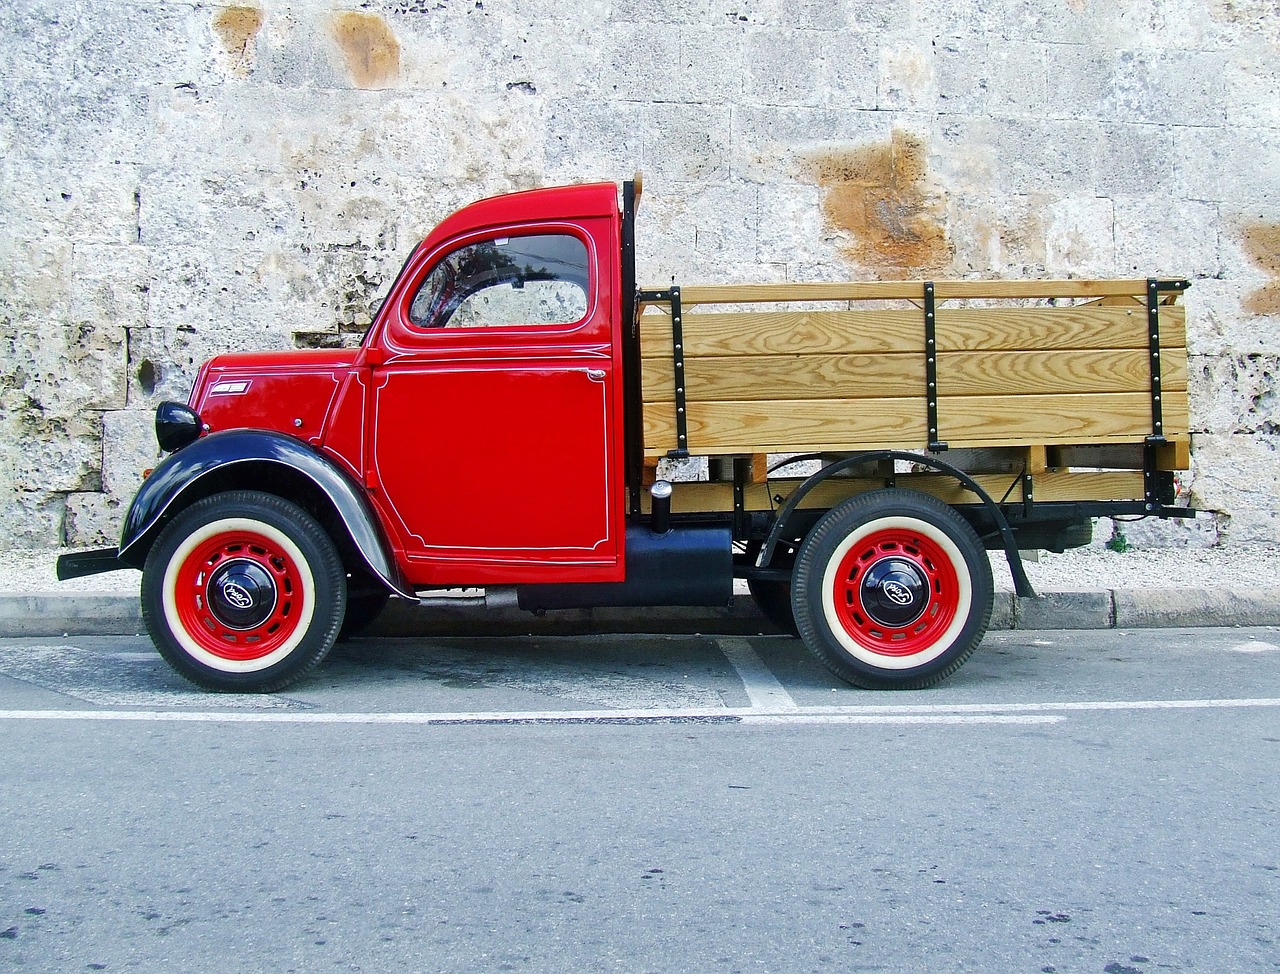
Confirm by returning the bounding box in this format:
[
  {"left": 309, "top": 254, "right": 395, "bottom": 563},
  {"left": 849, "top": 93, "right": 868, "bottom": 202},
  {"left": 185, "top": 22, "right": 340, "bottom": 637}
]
[{"left": 59, "top": 178, "right": 1194, "bottom": 692}]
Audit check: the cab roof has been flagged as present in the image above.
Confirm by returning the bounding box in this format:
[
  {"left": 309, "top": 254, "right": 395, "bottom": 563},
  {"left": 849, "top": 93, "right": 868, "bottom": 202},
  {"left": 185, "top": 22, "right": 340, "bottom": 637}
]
[{"left": 420, "top": 182, "right": 620, "bottom": 254}]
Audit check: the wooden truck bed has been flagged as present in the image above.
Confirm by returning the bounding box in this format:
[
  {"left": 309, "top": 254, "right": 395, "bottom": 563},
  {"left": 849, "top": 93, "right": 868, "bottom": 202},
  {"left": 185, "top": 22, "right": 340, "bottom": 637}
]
[
  {"left": 637, "top": 278, "right": 1189, "bottom": 511},
  {"left": 640, "top": 279, "right": 1188, "bottom": 457}
]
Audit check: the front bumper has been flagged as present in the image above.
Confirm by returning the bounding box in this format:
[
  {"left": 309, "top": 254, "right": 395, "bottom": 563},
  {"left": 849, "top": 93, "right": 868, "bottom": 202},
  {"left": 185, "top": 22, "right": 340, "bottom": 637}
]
[{"left": 56, "top": 548, "right": 127, "bottom": 581}]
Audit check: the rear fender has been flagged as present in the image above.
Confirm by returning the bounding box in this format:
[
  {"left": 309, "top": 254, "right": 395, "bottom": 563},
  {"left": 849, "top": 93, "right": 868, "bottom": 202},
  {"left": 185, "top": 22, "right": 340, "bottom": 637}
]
[{"left": 119, "top": 430, "right": 416, "bottom": 601}]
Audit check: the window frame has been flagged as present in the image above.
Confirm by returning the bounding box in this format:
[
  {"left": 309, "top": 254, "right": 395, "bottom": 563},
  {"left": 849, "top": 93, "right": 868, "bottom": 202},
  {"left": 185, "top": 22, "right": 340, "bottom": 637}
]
[{"left": 400, "top": 226, "right": 597, "bottom": 336}]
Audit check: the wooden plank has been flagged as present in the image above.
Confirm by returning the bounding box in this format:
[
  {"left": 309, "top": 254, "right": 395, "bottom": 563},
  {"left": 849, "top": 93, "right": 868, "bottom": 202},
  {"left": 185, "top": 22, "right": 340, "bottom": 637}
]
[
  {"left": 641, "top": 470, "right": 1149, "bottom": 514},
  {"left": 640, "top": 306, "right": 1186, "bottom": 359},
  {"left": 642, "top": 352, "right": 925, "bottom": 403},
  {"left": 934, "top": 306, "right": 1185, "bottom": 352},
  {"left": 1026, "top": 445, "right": 1049, "bottom": 474},
  {"left": 935, "top": 348, "right": 1188, "bottom": 396},
  {"left": 642, "top": 346, "right": 1189, "bottom": 403},
  {"left": 643, "top": 398, "right": 926, "bottom": 455},
  {"left": 938, "top": 391, "right": 1190, "bottom": 445},
  {"left": 641, "top": 310, "right": 926, "bottom": 357},
  {"left": 662, "top": 279, "right": 1157, "bottom": 306},
  {"left": 643, "top": 390, "right": 1190, "bottom": 455}
]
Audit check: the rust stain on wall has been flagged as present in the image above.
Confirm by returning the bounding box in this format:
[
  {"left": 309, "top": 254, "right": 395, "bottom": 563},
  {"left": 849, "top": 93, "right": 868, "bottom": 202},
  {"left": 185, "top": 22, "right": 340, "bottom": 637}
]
[
  {"left": 801, "top": 130, "right": 953, "bottom": 277},
  {"left": 1241, "top": 221, "right": 1280, "bottom": 315},
  {"left": 331, "top": 12, "right": 401, "bottom": 90},
  {"left": 212, "top": 6, "right": 263, "bottom": 76}
]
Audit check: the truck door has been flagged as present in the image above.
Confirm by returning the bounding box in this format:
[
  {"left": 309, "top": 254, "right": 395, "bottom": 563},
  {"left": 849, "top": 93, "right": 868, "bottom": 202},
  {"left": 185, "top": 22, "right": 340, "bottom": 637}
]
[{"left": 368, "top": 225, "right": 624, "bottom": 585}]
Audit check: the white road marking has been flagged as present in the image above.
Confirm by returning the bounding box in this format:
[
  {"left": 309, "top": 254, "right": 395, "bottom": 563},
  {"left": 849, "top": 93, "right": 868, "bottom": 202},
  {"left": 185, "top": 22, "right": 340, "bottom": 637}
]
[
  {"left": 0, "top": 708, "right": 1057, "bottom": 726},
  {"left": 718, "top": 637, "right": 798, "bottom": 711},
  {"left": 1, "top": 697, "right": 1278, "bottom": 727},
  {"left": 1227, "top": 641, "right": 1280, "bottom": 653}
]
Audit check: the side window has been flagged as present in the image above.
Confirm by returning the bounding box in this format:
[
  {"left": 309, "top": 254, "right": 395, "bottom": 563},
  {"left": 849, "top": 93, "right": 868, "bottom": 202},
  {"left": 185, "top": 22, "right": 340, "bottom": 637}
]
[{"left": 408, "top": 233, "right": 590, "bottom": 329}]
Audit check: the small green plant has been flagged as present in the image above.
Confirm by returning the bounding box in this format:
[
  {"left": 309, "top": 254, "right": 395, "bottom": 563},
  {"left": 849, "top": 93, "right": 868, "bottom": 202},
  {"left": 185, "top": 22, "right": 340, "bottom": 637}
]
[{"left": 1105, "top": 525, "right": 1130, "bottom": 553}]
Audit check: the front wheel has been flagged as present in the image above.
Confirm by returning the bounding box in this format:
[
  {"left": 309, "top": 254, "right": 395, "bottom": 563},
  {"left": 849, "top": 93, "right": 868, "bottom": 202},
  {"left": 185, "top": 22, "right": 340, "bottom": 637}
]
[
  {"left": 791, "top": 490, "right": 993, "bottom": 689},
  {"left": 141, "top": 491, "right": 347, "bottom": 692}
]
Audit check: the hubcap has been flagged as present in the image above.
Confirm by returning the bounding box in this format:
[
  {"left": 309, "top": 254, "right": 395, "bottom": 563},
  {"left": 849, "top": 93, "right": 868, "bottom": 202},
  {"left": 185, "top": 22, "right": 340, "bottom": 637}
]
[
  {"left": 859, "top": 556, "right": 928, "bottom": 628},
  {"left": 206, "top": 559, "right": 277, "bottom": 631}
]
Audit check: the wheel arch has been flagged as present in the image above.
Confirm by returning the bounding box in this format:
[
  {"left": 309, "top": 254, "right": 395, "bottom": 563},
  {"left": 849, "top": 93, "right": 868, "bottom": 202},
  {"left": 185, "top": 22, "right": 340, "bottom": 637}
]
[
  {"left": 119, "top": 430, "right": 416, "bottom": 601},
  {"left": 756, "top": 450, "right": 1037, "bottom": 599}
]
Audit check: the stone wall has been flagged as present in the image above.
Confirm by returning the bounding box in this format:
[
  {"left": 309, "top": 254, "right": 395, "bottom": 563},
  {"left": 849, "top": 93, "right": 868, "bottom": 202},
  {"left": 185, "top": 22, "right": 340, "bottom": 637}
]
[{"left": 1, "top": 0, "right": 1277, "bottom": 550}]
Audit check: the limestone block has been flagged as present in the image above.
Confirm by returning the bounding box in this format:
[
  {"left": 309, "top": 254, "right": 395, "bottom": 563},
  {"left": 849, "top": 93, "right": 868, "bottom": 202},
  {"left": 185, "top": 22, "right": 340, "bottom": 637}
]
[
  {"left": 932, "top": 37, "right": 990, "bottom": 115},
  {"left": 0, "top": 317, "right": 127, "bottom": 417},
  {"left": 64, "top": 491, "right": 126, "bottom": 548},
  {"left": 0, "top": 488, "right": 64, "bottom": 549},
  {"left": 1042, "top": 196, "right": 1115, "bottom": 277},
  {"left": 140, "top": 169, "right": 311, "bottom": 251},
  {"left": 69, "top": 244, "right": 150, "bottom": 331},
  {"left": 915, "top": 0, "right": 1088, "bottom": 45},
  {"left": 1219, "top": 509, "right": 1280, "bottom": 545},
  {"left": 743, "top": 29, "right": 825, "bottom": 108},
  {"left": 640, "top": 103, "right": 731, "bottom": 184},
  {"left": 101, "top": 410, "right": 162, "bottom": 497},
  {"left": 946, "top": 193, "right": 1056, "bottom": 278},
  {"left": 0, "top": 401, "right": 101, "bottom": 495},
  {"left": 1113, "top": 197, "right": 1220, "bottom": 279},
  {"left": 677, "top": 25, "right": 750, "bottom": 106},
  {"left": 0, "top": 79, "right": 150, "bottom": 165},
  {"left": 1188, "top": 353, "right": 1280, "bottom": 435},
  {"left": 752, "top": 183, "right": 833, "bottom": 272},
  {"left": 819, "top": 32, "right": 880, "bottom": 110},
  {"left": 0, "top": 237, "right": 74, "bottom": 319},
  {"left": 732, "top": 105, "right": 887, "bottom": 185},
  {"left": 879, "top": 40, "right": 936, "bottom": 112},
  {"left": 1188, "top": 432, "right": 1280, "bottom": 519},
  {"left": 1174, "top": 124, "right": 1280, "bottom": 208},
  {"left": 1107, "top": 513, "right": 1222, "bottom": 550},
  {"left": 545, "top": 99, "right": 645, "bottom": 185},
  {"left": 600, "top": 25, "right": 685, "bottom": 103},
  {"left": 0, "top": 1, "right": 210, "bottom": 86},
  {"left": 941, "top": 116, "right": 1101, "bottom": 196},
  {"left": 986, "top": 43, "right": 1111, "bottom": 124},
  {"left": 605, "top": 0, "right": 715, "bottom": 26},
  {"left": 0, "top": 159, "right": 141, "bottom": 246},
  {"left": 1100, "top": 50, "right": 1227, "bottom": 128},
  {"left": 645, "top": 181, "right": 760, "bottom": 277},
  {"left": 1187, "top": 279, "right": 1280, "bottom": 357}
]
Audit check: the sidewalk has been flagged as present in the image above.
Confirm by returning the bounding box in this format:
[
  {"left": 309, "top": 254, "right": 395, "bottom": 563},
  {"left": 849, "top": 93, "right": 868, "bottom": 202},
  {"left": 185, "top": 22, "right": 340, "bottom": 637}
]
[{"left": 3, "top": 547, "right": 1278, "bottom": 638}]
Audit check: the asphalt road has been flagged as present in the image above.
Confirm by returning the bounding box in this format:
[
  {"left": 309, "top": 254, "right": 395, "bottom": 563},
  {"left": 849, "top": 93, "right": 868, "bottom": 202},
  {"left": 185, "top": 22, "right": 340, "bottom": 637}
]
[{"left": 2, "top": 628, "right": 1278, "bottom": 973}]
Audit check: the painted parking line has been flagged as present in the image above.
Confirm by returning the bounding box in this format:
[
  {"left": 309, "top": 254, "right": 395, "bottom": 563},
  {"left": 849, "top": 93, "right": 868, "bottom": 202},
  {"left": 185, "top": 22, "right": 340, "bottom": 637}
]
[
  {"left": 1, "top": 696, "right": 1279, "bottom": 727},
  {"left": 718, "top": 637, "right": 799, "bottom": 711}
]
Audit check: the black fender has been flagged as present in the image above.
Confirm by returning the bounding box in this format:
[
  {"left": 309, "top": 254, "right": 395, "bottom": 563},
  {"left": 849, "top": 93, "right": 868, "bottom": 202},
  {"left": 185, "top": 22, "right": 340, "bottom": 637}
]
[
  {"left": 757, "top": 450, "right": 1037, "bottom": 599},
  {"left": 118, "top": 430, "right": 417, "bottom": 601}
]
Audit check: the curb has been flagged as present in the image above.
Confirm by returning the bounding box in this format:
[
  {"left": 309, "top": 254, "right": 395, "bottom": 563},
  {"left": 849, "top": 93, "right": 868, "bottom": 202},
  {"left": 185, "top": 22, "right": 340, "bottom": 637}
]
[{"left": 3, "top": 589, "right": 1278, "bottom": 639}]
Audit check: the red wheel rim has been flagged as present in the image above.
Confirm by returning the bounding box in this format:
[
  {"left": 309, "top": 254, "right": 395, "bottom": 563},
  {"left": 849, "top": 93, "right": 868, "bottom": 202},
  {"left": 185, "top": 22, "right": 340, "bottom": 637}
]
[
  {"left": 830, "top": 526, "right": 961, "bottom": 657},
  {"left": 172, "top": 530, "right": 306, "bottom": 661}
]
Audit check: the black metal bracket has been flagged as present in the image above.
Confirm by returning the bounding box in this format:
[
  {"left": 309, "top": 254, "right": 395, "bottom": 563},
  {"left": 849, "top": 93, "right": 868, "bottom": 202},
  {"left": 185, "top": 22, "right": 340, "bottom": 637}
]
[
  {"left": 1023, "top": 472, "right": 1034, "bottom": 519},
  {"left": 924, "top": 281, "right": 947, "bottom": 452},
  {"left": 1143, "top": 278, "right": 1190, "bottom": 509},
  {"left": 732, "top": 456, "right": 750, "bottom": 540},
  {"left": 638, "top": 286, "right": 690, "bottom": 459}
]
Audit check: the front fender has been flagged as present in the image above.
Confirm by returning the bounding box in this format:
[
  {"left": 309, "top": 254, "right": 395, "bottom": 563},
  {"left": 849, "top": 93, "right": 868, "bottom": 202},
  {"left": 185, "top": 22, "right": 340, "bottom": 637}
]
[{"left": 118, "top": 430, "right": 417, "bottom": 601}]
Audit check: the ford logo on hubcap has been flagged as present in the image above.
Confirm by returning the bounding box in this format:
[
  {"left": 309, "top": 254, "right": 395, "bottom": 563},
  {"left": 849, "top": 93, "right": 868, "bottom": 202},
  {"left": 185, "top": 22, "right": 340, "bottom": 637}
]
[
  {"left": 881, "top": 579, "right": 914, "bottom": 606},
  {"left": 222, "top": 581, "right": 254, "bottom": 610}
]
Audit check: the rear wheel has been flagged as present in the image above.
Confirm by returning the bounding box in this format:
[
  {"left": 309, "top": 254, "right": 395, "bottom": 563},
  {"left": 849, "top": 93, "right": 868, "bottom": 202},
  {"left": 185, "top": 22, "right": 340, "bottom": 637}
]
[
  {"left": 791, "top": 490, "right": 993, "bottom": 689},
  {"left": 141, "top": 491, "right": 346, "bottom": 692}
]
